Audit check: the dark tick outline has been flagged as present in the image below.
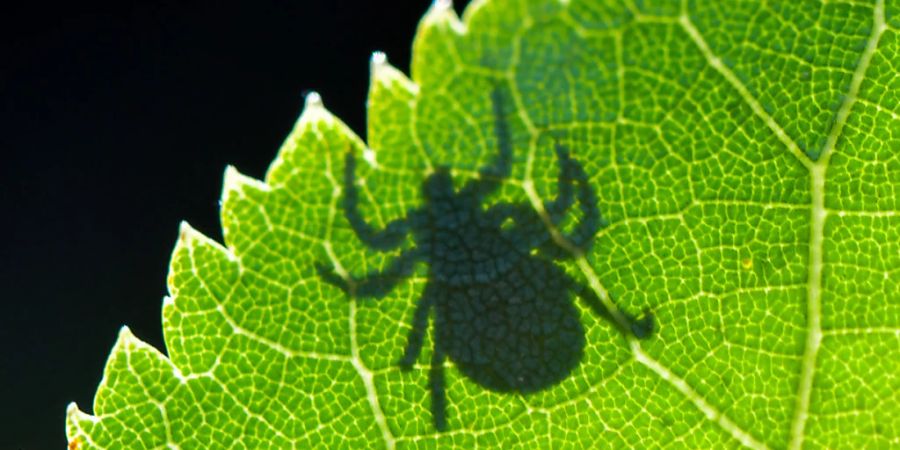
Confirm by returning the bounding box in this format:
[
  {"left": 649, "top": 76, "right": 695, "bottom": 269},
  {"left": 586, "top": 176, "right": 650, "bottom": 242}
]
[{"left": 317, "top": 87, "right": 653, "bottom": 431}]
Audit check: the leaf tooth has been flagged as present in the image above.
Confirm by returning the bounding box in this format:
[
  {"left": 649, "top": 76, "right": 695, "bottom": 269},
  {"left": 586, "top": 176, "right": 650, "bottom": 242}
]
[
  {"left": 116, "top": 325, "right": 138, "bottom": 349},
  {"left": 72, "top": 327, "right": 144, "bottom": 418},
  {"left": 66, "top": 402, "right": 96, "bottom": 423},
  {"left": 293, "top": 91, "right": 366, "bottom": 146},
  {"left": 65, "top": 401, "right": 97, "bottom": 448},
  {"left": 303, "top": 90, "right": 322, "bottom": 109},
  {"left": 115, "top": 326, "right": 186, "bottom": 379},
  {"left": 161, "top": 295, "right": 179, "bottom": 328},
  {"left": 219, "top": 166, "right": 271, "bottom": 253},
  {"left": 297, "top": 90, "right": 336, "bottom": 126},
  {"left": 176, "top": 220, "right": 205, "bottom": 247},
  {"left": 370, "top": 50, "right": 387, "bottom": 68},
  {"left": 223, "top": 165, "right": 269, "bottom": 196},
  {"left": 423, "top": 0, "right": 466, "bottom": 34},
  {"left": 369, "top": 51, "right": 419, "bottom": 94},
  {"left": 175, "top": 221, "right": 231, "bottom": 261},
  {"left": 290, "top": 90, "right": 367, "bottom": 155},
  {"left": 105, "top": 326, "right": 192, "bottom": 407},
  {"left": 430, "top": 0, "right": 453, "bottom": 14}
]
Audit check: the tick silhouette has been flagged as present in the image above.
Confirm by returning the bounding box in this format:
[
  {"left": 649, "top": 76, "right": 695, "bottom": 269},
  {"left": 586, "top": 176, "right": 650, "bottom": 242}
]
[{"left": 317, "top": 88, "right": 653, "bottom": 431}]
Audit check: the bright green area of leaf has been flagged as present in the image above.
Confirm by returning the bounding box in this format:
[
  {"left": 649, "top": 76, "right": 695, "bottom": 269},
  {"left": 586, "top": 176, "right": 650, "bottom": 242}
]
[{"left": 67, "top": 0, "right": 900, "bottom": 448}]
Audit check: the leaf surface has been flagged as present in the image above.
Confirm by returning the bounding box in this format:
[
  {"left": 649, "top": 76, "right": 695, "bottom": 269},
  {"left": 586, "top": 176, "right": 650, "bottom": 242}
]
[{"left": 67, "top": 0, "right": 900, "bottom": 448}]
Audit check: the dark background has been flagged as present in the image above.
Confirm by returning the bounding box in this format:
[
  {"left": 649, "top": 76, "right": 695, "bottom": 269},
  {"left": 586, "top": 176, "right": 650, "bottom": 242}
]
[{"left": 1, "top": 1, "right": 468, "bottom": 447}]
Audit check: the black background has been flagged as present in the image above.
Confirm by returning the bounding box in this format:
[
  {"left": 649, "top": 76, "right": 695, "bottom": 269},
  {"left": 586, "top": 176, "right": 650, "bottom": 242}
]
[{"left": 1, "top": 1, "right": 468, "bottom": 447}]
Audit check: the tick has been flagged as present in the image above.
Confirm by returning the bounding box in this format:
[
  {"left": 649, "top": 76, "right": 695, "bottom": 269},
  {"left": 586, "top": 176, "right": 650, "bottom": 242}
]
[{"left": 317, "top": 87, "right": 653, "bottom": 430}]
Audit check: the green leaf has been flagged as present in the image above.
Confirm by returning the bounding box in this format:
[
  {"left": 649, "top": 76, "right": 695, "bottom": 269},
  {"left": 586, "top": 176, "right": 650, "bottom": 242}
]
[{"left": 67, "top": 0, "right": 900, "bottom": 448}]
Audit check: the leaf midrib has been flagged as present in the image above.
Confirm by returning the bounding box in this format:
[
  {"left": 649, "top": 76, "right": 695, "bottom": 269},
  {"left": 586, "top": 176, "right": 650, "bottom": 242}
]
[{"left": 788, "top": 1, "right": 886, "bottom": 448}]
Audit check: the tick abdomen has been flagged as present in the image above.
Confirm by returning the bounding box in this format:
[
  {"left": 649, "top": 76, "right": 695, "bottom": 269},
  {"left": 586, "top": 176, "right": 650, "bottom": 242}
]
[{"left": 434, "top": 256, "right": 585, "bottom": 393}]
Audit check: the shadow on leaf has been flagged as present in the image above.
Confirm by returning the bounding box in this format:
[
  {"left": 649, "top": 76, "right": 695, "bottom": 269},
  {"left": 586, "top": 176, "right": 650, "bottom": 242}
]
[{"left": 316, "top": 85, "right": 653, "bottom": 431}]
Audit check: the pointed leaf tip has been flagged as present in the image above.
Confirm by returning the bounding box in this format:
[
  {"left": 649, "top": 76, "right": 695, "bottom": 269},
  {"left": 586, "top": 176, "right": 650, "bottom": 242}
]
[
  {"left": 178, "top": 221, "right": 197, "bottom": 244},
  {"left": 118, "top": 325, "right": 134, "bottom": 341},
  {"left": 371, "top": 51, "right": 387, "bottom": 67},
  {"left": 370, "top": 51, "right": 389, "bottom": 82},
  {"left": 422, "top": 0, "right": 466, "bottom": 34},
  {"left": 176, "top": 221, "right": 219, "bottom": 250},
  {"left": 175, "top": 220, "right": 227, "bottom": 256},
  {"left": 223, "top": 165, "right": 268, "bottom": 194},
  {"left": 304, "top": 91, "right": 323, "bottom": 110},
  {"left": 297, "top": 90, "right": 337, "bottom": 126},
  {"left": 369, "top": 51, "right": 418, "bottom": 93},
  {"left": 424, "top": 0, "right": 464, "bottom": 32},
  {"left": 433, "top": 0, "right": 452, "bottom": 11},
  {"left": 222, "top": 165, "right": 244, "bottom": 195},
  {"left": 66, "top": 401, "right": 96, "bottom": 424}
]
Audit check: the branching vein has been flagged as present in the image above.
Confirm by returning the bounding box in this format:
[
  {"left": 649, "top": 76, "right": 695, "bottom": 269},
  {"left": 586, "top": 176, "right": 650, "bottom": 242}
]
[{"left": 788, "top": 1, "right": 886, "bottom": 448}]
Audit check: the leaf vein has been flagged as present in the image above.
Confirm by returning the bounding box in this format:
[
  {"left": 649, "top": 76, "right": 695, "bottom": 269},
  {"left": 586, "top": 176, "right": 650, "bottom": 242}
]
[
  {"left": 789, "top": 1, "right": 887, "bottom": 448},
  {"left": 678, "top": 13, "right": 813, "bottom": 168}
]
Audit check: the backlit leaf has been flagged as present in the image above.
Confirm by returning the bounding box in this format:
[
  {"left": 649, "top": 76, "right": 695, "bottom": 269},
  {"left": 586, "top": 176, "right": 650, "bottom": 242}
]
[{"left": 67, "top": 0, "right": 900, "bottom": 448}]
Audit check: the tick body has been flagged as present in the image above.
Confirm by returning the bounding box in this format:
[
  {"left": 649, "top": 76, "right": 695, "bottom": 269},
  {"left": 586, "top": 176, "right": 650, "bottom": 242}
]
[
  {"left": 317, "top": 87, "right": 652, "bottom": 430},
  {"left": 412, "top": 168, "right": 587, "bottom": 397}
]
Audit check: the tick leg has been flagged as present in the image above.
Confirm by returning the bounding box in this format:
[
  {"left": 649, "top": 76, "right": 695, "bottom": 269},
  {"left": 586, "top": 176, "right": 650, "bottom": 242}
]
[
  {"left": 499, "top": 143, "right": 603, "bottom": 261},
  {"left": 484, "top": 144, "right": 576, "bottom": 225},
  {"left": 561, "top": 148, "right": 601, "bottom": 250},
  {"left": 571, "top": 277, "right": 654, "bottom": 340},
  {"left": 543, "top": 144, "right": 576, "bottom": 223},
  {"left": 569, "top": 157, "right": 602, "bottom": 249},
  {"left": 460, "top": 86, "right": 513, "bottom": 199},
  {"left": 343, "top": 152, "right": 411, "bottom": 252},
  {"left": 539, "top": 144, "right": 602, "bottom": 257},
  {"left": 353, "top": 248, "right": 421, "bottom": 298},
  {"left": 398, "top": 287, "right": 434, "bottom": 369},
  {"left": 315, "top": 262, "right": 350, "bottom": 293},
  {"left": 316, "top": 248, "right": 421, "bottom": 299},
  {"left": 430, "top": 343, "right": 448, "bottom": 431}
]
